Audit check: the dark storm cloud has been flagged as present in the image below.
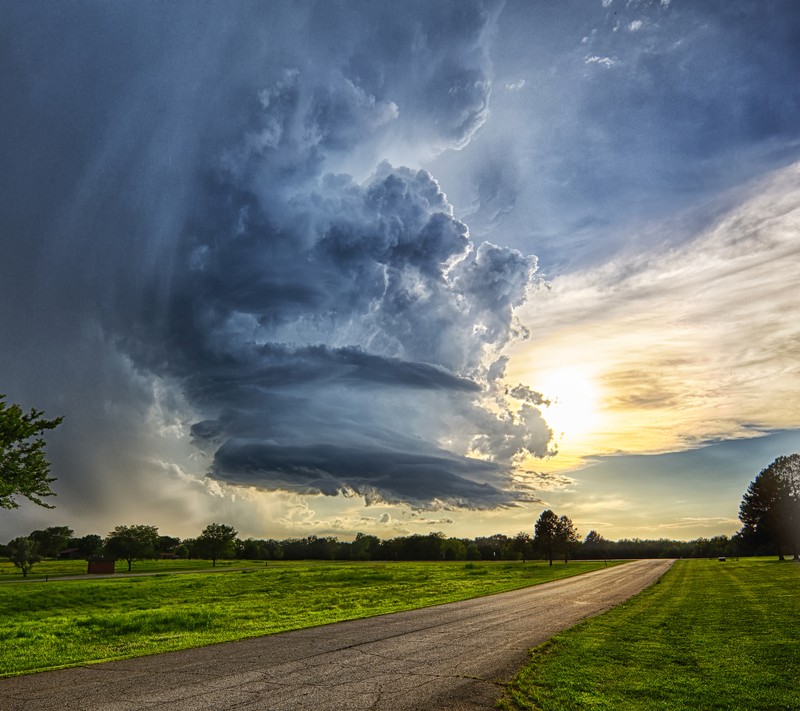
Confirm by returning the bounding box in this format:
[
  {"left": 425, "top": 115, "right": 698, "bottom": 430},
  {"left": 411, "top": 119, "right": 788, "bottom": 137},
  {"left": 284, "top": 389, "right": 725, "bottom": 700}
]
[
  {"left": 176, "top": 344, "right": 481, "bottom": 408},
  {"left": 211, "top": 441, "right": 521, "bottom": 509},
  {"left": 0, "top": 0, "right": 549, "bottom": 518},
  {"left": 139, "top": 153, "right": 545, "bottom": 507}
]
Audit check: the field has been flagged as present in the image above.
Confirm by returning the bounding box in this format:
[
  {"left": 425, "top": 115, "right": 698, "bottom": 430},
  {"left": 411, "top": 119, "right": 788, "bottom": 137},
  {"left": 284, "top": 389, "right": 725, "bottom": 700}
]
[
  {"left": 500, "top": 558, "right": 800, "bottom": 710},
  {"left": 0, "top": 557, "right": 246, "bottom": 580},
  {"left": 0, "top": 558, "right": 618, "bottom": 676}
]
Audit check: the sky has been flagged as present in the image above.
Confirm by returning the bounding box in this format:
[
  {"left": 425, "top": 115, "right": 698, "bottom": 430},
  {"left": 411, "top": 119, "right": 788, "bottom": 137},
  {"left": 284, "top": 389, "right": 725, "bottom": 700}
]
[{"left": 2, "top": 0, "right": 799, "bottom": 543}]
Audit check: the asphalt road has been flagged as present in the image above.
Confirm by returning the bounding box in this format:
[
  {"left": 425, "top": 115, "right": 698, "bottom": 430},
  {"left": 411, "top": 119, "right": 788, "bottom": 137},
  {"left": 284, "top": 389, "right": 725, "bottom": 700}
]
[{"left": 0, "top": 559, "right": 673, "bottom": 710}]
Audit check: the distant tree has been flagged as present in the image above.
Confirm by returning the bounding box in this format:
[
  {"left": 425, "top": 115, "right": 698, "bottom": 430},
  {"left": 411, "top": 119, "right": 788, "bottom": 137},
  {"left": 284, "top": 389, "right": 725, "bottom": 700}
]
[
  {"left": 104, "top": 525, "right": 159, "bottom": 571},
  {"left": 8, "top": 537, "right": 41, "bottom": 577},
  {"left": 474, "top": 534, "right": 510, "bottom": 561},
  {"left": 706, "top": 535, "right": 732, "bottom": 559},
  {"left": 410, "top": 532, "right": 446, "bottom": 560},
  {"left": 29, "top": 526, "right": 73, "bottom": 558},
  {"left": 195, "top": 523, "right": 238, "bottom": 567},
  {"left": 0, "top": 395, "right": 63, "bottom": 509},
  {"left": 351, "top": 532, "right": 381, "bottom": 561},
  {"left": 583, "top": 530, "right": 608, "bottom": 560},
  {"left": 156, "top": 535, "right": 181, "bottom": 556},
  {"left": 513, "top": 531, "right": 533, "bottom": 562},
  {"left": 441, "top": 538, "right": 467, "bottom": 561},
  {"left": 237, "top": 537, "right": 268, "bottom": 560},
  {"left": 584, "top": 530, "right": 606, "bottom": 546},
  {"left": 177, "top": 537, "right": 196, "bottom": 559},
  {"left": 465, "top": 542, "right": 482, "bottom": 561},
  {"left": 74, "top": 534, "right": 103, "bottom": 559},
  {"left": 556, "top": 515, "right": 580, "bottom": 563},
  {"left": 739, "top": 454, "right": 800, "bottom": 560},
  {"left": 534, "top": 509, "right": 560, "bottom": 565},
  {"left": 534, "top": 511, "right": 580, "bottom": 564}
]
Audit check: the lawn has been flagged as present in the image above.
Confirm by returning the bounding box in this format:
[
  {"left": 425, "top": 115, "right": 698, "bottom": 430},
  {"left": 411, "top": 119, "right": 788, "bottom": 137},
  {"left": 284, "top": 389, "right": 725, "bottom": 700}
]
[
  {"left": 0, "top": 557, "right": 249, "bottom": 580},
  {"left": 0, "top": 559, "right": 619, "bottom": 676},
  {"left": 500, "top": 558, "right": 800, "bottom": 711}
]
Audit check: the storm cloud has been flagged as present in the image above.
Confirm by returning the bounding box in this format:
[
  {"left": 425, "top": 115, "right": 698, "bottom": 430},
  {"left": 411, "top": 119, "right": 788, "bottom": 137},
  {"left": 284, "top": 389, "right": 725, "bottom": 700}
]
[
  {"left": 0, "top": 0, "right": 551, "bottom": 518},
  {"left": 135, "top": 149, "right": 548, "bottom": 507}
]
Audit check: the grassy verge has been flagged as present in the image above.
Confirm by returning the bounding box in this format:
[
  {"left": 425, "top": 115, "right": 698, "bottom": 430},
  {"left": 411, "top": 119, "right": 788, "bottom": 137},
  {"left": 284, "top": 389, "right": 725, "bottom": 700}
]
[
  {"left": 0, "top": 559, "right": 620, "bottom": 676},
  {"left": 500, "top": 558, "right": 800, "bottom": 711}
]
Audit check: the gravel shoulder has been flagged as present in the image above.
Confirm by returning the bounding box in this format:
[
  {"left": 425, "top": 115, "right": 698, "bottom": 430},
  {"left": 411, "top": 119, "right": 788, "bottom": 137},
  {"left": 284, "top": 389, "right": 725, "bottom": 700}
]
[{"left": 0, "top": 559, "right": 673, "bottom": 710}]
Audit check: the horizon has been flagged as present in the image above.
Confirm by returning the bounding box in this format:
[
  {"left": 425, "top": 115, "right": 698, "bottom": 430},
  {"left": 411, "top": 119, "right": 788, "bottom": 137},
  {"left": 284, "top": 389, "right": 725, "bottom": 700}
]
[{"left": 2, "top": 0, "right": 800, "bottom": 543}]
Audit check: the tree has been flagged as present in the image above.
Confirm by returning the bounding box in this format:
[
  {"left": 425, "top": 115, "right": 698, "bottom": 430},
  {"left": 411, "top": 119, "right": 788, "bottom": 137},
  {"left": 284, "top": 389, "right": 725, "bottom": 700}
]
[
  {"left": 195, "top": 523, "right": 238, "bottom": 567},
  {"left": 513, "top": 532, "right": 533, "bottom": 562},
  {"left": 29, "top": 526, "right": 73, "bottom": 558},
  {"left": 739, "top": 454, "right": 800, "bottom": 560},
  {"left": 74, "top": 534, "right": 103, "bottom": 559},
  {"left": 156, "top": 535, "right": 181, "bottom": 556},
  {"left": 8, "top": 537, "right": 41, "bottom": 577},
  {"left": 104, "top": 525, "right": 159, "bottom": 571},
  {"left": 441, "top": 538, "right": 467, "bottom": 560},
  {"left": 534, "top": 509, "right": 560, "bottom": 565},
  {"left": 534, "top": 510, "right": 580, "bottom": 565},
  {"left": 0, "top": 395, "right": 63, "bottom": 509},
  {"left": 583, "top": 529, "right": 606, "bottom": 556},
  {"left": 556, "top": 515, "right": 580, "bottom": 563},
  {"left": 350, "top": 532, "right": 381, "bottom": 561}
]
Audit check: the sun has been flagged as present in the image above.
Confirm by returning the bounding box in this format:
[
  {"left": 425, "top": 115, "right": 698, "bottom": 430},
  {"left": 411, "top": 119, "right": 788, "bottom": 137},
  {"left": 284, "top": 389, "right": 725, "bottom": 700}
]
[{"left": 535, "top": 367, "right": 600, "bottom": 440}]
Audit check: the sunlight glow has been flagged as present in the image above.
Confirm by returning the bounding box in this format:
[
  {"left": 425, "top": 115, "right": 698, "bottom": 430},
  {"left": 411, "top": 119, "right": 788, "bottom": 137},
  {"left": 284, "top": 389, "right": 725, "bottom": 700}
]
[{"left": 536, "top": 367, "right": 600, "bottom": 440}]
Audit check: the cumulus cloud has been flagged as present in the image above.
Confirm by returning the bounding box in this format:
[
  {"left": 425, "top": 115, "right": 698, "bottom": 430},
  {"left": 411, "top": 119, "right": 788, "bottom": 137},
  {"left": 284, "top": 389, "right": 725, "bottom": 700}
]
[
  {"left": 135, "top": 143, "right": 547, "bottom": 508},
  {"left": 0, "top": 0, "right": 556, "bottom": 540}
]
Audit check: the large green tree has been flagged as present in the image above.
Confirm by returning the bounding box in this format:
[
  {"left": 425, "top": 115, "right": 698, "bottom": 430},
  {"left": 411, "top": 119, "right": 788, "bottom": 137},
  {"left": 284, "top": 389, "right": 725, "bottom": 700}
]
[
  {"left": 195, "top": 523, "right": 238, "bottom": 567},
  {"left": 534, "top": 509, "right": 560, "bottom": 565},
  {"left": 104, "top": 525, "right": 159, "bottom": 571},
  {"left": 556, "top": 514, "right": 581, "bottom": 563},
  {"left": 0, "top": 396, "right": 63, "bottom": 509},
  {"left": 29, "top": 526, "right": 74, "bottom": 559},
  {"left": 739, "top": 454, "right": 800, "bottom": 560},
  {"left": 8, "top": 536, "right": 41, "bottom": 577},
  {"left": 534, "top": 510, "right": 581, "bottom": 565}
]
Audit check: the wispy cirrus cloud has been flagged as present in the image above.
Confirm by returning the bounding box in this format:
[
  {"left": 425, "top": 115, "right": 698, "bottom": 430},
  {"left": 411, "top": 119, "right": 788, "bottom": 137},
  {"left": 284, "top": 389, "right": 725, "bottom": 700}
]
[{"left": 510, "top": 160, "right": 800, "bottom": 462}]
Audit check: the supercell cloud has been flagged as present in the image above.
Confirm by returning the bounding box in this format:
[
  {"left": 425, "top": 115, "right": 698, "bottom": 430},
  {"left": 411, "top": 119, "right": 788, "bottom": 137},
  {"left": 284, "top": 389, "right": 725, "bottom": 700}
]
[
  {"left": 0, "top": 0, "right": 552, "bottom": 516},
  {"left": 132, "top": 146, "right": 548, "bottom": 508}
]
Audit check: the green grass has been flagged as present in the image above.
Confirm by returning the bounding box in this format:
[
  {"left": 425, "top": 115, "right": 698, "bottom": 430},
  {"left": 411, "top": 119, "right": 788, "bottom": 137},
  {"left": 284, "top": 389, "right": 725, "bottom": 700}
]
[
  {"left": 0, "top": 559, "right": 619, "bottom": 676},
  {"left": 0, "top": 557, "right": 250, "bottom": 580},
  {"left": 500, "top": 558, "right": 800, "bottom": 711}
]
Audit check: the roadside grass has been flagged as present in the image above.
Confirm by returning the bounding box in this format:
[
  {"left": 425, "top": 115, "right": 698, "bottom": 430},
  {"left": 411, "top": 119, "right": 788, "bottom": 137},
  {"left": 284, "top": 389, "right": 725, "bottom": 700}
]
[
  {"left": 0, "top": 559, "right": 621, "bottom": 676},
  {"left": 0, "top": 557, "right": 251, "bottom": 580},
  {"left": 500, "top": 558, "right": 800, "bottom": 711}
]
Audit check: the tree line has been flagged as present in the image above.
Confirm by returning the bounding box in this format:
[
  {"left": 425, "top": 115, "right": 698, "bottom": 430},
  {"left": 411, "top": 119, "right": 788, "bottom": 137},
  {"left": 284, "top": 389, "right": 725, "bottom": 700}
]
[
  {"left": 2, "top": 395, "right": 798, "bottom": 573},
  {"left": 3, "top": 522, "right": 241, "bottom": 576},
  {"left": 0, "top": 517, "right": 766, "bottom": 578}
]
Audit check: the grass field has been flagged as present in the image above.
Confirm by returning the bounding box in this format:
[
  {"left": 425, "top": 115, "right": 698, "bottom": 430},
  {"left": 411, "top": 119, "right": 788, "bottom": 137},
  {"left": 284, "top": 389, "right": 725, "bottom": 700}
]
[
  {"left": 0, "top": 559, "right": 618, "bottom": 676},
  {"left": 0, "top": 557, "right": 250, "bottom": 580},
  {"left": 500, "top": 558, "right": 800, "bottom": 711}
]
